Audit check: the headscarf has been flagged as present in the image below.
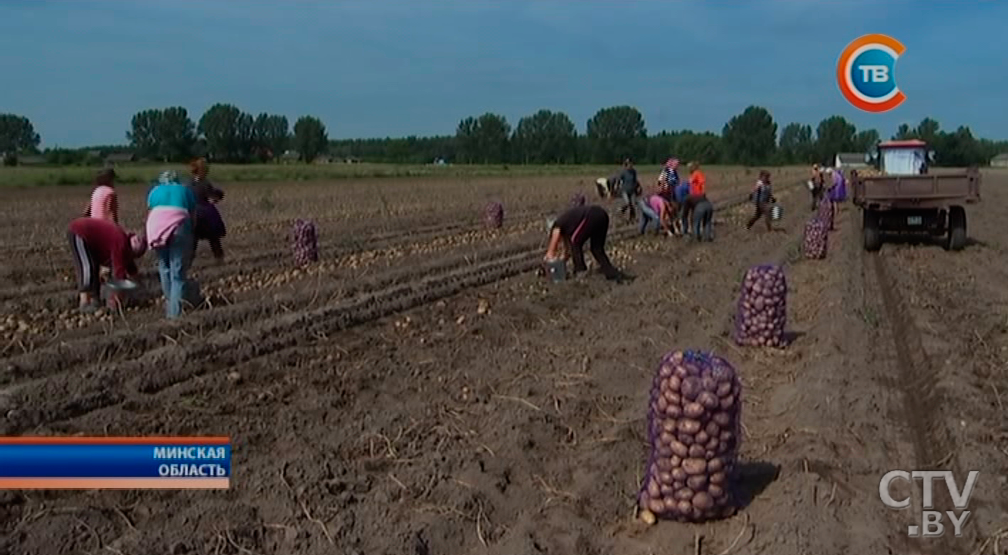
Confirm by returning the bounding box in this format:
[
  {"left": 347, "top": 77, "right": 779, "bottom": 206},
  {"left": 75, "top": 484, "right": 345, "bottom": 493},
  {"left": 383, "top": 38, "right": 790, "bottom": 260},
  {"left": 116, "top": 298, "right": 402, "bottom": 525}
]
[
  {"left": 190, "top": 157, "right": 209, "bottom": 180},
  {"left": 158, "top": 170, "right": 179, "bottom": 184},
  {"left": 666, "top": 158, "right": 680, "bottom": 170}
]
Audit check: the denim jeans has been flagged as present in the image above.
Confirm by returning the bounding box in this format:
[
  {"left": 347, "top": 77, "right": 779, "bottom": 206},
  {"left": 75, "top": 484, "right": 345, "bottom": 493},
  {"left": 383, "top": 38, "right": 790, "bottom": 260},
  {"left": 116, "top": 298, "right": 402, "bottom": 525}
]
[
  {"left": 637, "top": 199, "right": 661, "bottom": 234},
  {"left": 693, "top": 204, "right": 714, "bottom": 241},
  {"left": 156, "top": 228, "right": 194, "bottom": 318}
]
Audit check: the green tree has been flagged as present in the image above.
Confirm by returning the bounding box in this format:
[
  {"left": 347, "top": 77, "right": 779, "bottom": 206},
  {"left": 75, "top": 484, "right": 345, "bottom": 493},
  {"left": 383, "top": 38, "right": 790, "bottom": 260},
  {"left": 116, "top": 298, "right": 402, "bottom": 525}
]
[
  {"left": 455, "top": 113, "right": 510, "bottom": 163},
  {"left": 158, "top": 107, "right": 196, "bottom": 162},
  {"left": 853, "top": 129, "right": 880, "bottom": 152},
  {"left": 292, "top": 116, "right": 328, "bottom": 162},
  {"left": 198, "top": 103, "right": 246, "bottom": 163},
  {"left": 511, "top": 109, "right": 577, "bottom": 164},
  {"left": 721, "top": 106, "right": 777, "bottom": 165},
  {"left": 675, "top": 131, "right": 723, "bottom": 165},
  {"left": 252, "top": 113, "right": 289, "bottom": 162},
  {"left": 0, "top": 114, "right": 40, "bottom": 159},
  {"left": 814, "top": 115, "right": 856, "bottom": 163},
  {"left": 913, "top": 117, "right": 941, "bottom": 145},
  {"left": 126, "top": 109, "right": 163, "bottom": 160},
  {"left": 892, "top": 123, "right": 913, "bottom": 140},
  {"left": 937, "top": 126, "right": 983, "bottom": 167},
  {"left": 586, "top": 106, "right": 647, "bottom": 164},
  {"left": 777, "top": 122, "right": 814, "bottom": 164}
]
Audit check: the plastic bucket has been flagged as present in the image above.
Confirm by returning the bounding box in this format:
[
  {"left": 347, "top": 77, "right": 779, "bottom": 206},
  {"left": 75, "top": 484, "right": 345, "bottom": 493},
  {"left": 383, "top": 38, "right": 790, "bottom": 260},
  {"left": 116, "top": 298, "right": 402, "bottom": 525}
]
[
  {"left": 771, "top": 205, "right": 782, "bottom": 221},
  {"left": 545, "top": 259, "right": 566, "bottom": 282}
]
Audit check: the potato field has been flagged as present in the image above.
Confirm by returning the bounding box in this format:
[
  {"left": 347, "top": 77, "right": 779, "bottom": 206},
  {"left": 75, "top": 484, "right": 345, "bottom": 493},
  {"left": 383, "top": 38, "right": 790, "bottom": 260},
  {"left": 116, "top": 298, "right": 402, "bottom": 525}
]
[{"left": 2, "top": 167, "right": 1008, "bottom": 555}]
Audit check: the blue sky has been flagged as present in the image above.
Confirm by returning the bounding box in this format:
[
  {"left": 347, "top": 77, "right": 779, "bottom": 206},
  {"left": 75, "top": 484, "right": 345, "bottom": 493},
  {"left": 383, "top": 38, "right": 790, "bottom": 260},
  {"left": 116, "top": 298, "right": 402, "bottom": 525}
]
[{"left": 1, "top": 0, "right": 1005, "bottom": 148}]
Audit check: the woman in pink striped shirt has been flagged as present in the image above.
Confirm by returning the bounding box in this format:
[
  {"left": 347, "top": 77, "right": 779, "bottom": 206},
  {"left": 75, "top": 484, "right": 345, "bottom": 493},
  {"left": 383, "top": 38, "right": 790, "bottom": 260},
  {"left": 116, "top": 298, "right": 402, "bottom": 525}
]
[{"left": 83, "top": 169, "right": 119, "bottom": 223}]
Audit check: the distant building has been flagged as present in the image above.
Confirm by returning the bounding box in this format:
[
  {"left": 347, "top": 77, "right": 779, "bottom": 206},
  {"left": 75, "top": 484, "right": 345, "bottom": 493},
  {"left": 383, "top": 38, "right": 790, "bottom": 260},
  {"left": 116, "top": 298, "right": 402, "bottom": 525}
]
[
  {"left": 314, "top": 155, "right": 334, "bottom": 164},
  {"left": 280, "top": 150, "right": 300, "bottom": 164},
  {"left": 343, "top": 157, "right": 360, "bottom": 164},
  {"left": 834, "top": 152, "right": 869, "bottom": 169},
  {"left": 104, "top": 152, "right": 136, "bottom": 166},
  {"left": 990, "top": 153, "right": 1008, "bottom": 168}
]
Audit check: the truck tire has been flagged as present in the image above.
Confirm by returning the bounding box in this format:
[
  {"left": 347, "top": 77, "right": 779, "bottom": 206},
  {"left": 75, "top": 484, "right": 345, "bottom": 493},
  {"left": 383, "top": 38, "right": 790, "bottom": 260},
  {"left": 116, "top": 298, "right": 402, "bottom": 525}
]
[
  {"left": 863, "top": 210, "right": 882, "bottom": 252},
  {"left": 947, "top": 206, "right": 967, "bottom": 251}
]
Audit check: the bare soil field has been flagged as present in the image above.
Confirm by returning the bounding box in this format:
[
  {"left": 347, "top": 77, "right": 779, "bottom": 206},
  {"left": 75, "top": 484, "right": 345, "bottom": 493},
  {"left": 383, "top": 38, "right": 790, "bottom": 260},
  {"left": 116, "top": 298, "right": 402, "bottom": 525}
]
[{"left": 1, "top": 167, "right": 1006, "bottom": 555}]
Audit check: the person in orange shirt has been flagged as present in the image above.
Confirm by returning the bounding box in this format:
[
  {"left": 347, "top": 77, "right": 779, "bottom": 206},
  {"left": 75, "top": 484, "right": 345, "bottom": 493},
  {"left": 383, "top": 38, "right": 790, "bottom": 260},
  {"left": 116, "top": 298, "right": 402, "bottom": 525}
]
[{"left": 681, "top": 162, "right": 708, "bottom": 236}]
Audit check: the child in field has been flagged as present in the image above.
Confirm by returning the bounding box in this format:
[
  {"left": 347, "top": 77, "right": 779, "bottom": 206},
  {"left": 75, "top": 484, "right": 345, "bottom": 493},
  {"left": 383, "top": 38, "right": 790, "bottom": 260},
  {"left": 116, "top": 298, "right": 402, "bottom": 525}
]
[
  {"left": 84, "top": 168, "right": 119, "bottom": 224},
  {"left": 188, "top": 158, "right": 227, "bottom": 263},
  {"left": 746, "top": 170, "right": 775, "bottom": 232}
]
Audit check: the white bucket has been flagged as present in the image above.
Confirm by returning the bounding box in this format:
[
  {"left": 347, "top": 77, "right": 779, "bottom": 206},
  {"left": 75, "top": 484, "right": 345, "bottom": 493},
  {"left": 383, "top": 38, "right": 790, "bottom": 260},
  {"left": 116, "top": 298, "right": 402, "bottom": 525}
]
[
  {"left": 806, "top": 180, "right": 815, "bottom": 191},
  {"left": 771, "top": 205, "right": 782, "bottom": 221}
]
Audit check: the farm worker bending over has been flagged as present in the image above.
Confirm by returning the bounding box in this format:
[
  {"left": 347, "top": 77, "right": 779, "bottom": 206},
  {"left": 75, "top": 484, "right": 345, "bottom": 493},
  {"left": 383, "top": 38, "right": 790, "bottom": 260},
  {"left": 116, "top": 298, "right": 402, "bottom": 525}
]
[
  {"left": 544, "top": 205, "right": 623, "bottom": 281},
  {"left": 67, "top": 217, "right": 146, "bottom": 313},
  {"left": 746, "top": 171, "right": 776, "bottom": 232},
  {"left": 809, "top": 164, "right": 824, "bottom": 212},
  {"left": 639, "top": 194, "right": 674, "bottom": 236},
  {"left": 84, "top": 168, "right": 119, "bottom": 224},
  {"left": 188, "top": 158, "right": 227, "bottom": 263},
  {"left": 681, "top": 162, "right": 707, "bottom": 236},
  {"left": 689, "top": 196, "right": 714, "bottom": 242},
  {"left": 617, "top": 158, "right": 640, "bottom": 223},
  {"left": 673, "top": 173, "right": 690, "bottom": 236},
  {"left": 146, "top": 170, "right": 198, "bottom": 319}
]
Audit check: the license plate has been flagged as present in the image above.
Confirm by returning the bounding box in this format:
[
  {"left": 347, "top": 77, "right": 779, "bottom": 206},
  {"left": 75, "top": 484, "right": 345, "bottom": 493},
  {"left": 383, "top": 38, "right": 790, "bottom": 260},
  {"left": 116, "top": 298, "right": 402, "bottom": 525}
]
[{"left": 907, "top": 216, "right": 922, "bottom": 225}]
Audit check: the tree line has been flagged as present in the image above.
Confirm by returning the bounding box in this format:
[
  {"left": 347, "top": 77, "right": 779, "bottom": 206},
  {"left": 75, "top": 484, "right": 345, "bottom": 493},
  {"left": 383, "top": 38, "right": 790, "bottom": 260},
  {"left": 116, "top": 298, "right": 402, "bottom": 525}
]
[{"left": 3, "top": 105, "right": 1007, "bottom": 167}]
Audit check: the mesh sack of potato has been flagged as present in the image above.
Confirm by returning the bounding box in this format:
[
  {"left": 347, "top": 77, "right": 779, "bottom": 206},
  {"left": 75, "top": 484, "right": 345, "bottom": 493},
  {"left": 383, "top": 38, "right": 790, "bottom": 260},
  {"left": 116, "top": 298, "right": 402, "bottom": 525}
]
[
  {"left": 292, "top": 219, "right": 319, "bottom": 266},
  {"left": 484, "top": 201, "right": 504, "bottom": 229},
  {"left": 733, "top": 264, "right": 787, "bottom": 348},
  {"left": 570, "top": 192, "right": 587, "bottom": 207},
  {"left": 802, "top": 218, "right": 828, "bottom": 260},
  {"left": 637, "top": 350, "right": 742, "bottom": 524},
  {"left": 817, "top": 198, "right": 834, "bottom": 230}
]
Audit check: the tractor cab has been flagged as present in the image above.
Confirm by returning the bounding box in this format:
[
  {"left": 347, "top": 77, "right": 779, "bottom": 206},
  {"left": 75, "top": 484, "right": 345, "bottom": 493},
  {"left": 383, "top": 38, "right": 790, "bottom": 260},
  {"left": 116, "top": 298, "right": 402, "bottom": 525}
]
[{"left": 865, "top": 140, "right": 936, "bottom": 176}]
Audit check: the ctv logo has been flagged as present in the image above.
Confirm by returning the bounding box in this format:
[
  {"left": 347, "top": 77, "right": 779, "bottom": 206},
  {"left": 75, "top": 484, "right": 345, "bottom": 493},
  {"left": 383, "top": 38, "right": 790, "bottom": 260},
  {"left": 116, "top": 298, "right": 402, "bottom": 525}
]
[
  {"left": 837, "top": 34, "right": 906, "bottom": 113},
  {"left": 879, "top": 470, "right": 979, "bottom": 538}
]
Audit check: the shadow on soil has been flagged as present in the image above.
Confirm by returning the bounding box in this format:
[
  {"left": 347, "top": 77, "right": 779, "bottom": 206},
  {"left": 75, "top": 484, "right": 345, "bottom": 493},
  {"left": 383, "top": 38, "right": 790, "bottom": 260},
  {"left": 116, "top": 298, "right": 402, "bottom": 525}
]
[
  {"left": 783, "top": 331, "right": 806, "bottom": 345},
  {"left": 735, "top": 461, "right": 780, "bottom": 508}
]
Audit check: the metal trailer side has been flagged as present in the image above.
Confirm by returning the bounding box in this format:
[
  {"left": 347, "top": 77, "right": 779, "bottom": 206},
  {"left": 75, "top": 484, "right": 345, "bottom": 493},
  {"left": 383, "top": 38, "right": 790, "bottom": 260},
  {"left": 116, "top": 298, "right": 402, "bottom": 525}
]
[{"left": 851, "top": 169, "right": 981, "bottom": 252}]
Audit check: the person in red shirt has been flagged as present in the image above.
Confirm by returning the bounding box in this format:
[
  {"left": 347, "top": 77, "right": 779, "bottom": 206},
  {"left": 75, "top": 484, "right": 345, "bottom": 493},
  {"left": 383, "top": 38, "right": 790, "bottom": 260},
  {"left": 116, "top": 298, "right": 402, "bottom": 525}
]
[
  {"left": 67, "top": 217, "right": 147, "bottom": 312},
  {"left": 682, "top": 162, "right": 708, "bottom": 236}
]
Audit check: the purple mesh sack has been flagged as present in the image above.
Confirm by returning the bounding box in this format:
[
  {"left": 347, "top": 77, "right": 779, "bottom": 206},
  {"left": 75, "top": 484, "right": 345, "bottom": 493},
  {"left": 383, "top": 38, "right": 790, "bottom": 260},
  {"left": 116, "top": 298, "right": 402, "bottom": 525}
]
[
  {"left": 802, "top": 218, "right": 828, "bottom": 259},
  {"left": 638, "top": 350, "right": 742, "bottom": 524},
  {"left": 292, "top": 219, "right": 318, "bottom": 265},
  {"left": 484, "top": 201, "right": 504, "bottom": 229},
  {"left": 734, "top": 264, "right": 787, "bottom": 348}
]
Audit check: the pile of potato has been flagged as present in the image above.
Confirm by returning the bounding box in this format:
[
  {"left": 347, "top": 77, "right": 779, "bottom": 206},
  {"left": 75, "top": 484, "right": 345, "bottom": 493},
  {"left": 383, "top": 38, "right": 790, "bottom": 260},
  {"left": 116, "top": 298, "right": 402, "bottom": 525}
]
[
  {"left": 638, "top": 350, "right": 742, "bottom": 524},
  {"left": 734, "top": 264, "right": 787, "bottom": 347},
  {"left": 817, "top": 199, "right": 834, "bottom": 230},
  {"left": 484, "top": 201, "right": 504, "bottom": 229},
  {"left": 291, "top": 219, "right": 319, "bottom": 266},
  {"left": 570, "top": 192, "right": 586, "bottom": 207},
  {"left": 802, "top": 218, "right": 828, "bottom": 260}
]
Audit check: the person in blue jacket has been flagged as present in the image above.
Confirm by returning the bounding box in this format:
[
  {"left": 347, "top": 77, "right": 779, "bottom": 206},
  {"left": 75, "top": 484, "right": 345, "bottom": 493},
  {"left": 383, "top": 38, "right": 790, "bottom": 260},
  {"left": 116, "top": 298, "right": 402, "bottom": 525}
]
[{"left": 673, "top": 176, "right": 691, "bottom": 236}]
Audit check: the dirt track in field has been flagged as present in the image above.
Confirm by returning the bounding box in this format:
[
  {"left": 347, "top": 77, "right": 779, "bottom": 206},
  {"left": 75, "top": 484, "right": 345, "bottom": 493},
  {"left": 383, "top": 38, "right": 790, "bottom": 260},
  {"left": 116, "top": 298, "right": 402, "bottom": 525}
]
[{"left": 1, "top": 168, "right": 1006, "bottom": 555}]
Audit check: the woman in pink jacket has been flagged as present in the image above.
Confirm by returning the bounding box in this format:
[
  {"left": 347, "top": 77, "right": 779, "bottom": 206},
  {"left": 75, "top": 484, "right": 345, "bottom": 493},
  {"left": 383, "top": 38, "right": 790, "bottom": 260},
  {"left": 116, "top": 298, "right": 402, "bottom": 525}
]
[
  {"left": 84, "top": 169, "right": 119, "bottom": 223},
  {"left": 146, "top": 170, "right": 198, "bottom": 319}
]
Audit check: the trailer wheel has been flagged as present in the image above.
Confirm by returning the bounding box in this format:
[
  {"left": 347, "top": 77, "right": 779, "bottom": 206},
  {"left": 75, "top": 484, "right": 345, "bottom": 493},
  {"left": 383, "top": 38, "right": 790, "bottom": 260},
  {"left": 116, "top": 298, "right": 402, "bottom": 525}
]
[
  {"left": 863, "top": 209, "right": 882, "bottom": 252},
  {"left": 946, "top": 206, "right": 967, "bottom": 251}
]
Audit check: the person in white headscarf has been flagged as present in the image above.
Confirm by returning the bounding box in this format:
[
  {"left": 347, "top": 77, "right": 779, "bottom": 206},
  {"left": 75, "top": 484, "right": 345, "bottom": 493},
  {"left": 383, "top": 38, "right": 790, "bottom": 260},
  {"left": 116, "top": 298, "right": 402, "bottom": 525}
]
[{"left": 145, "top": 170, "right": 199, "bottom": 319}]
